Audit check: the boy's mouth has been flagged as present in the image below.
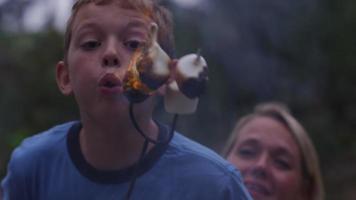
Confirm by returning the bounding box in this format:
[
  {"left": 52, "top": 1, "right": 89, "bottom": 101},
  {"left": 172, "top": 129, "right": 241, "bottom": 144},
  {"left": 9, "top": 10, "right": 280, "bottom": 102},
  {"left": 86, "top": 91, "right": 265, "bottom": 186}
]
[{"left": 99, "top": 74, "right": 122, "bottom": 91}]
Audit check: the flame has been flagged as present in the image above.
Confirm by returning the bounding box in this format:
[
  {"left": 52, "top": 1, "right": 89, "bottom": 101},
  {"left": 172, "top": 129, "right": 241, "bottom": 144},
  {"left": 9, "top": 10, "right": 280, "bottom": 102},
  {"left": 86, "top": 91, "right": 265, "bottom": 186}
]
[
  {"left": 122, "top": 21, "right": 165, "bottom": 102},
  {"left": 123, "top": 48, "right": 153, "bottom": 95}
]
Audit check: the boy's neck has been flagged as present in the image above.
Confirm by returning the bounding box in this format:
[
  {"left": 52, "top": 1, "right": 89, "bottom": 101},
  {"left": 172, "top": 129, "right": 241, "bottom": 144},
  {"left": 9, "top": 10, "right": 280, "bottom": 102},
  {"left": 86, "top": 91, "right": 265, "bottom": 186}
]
[{"left": 79, "top": 117, "right": 159, "bottom": 171}]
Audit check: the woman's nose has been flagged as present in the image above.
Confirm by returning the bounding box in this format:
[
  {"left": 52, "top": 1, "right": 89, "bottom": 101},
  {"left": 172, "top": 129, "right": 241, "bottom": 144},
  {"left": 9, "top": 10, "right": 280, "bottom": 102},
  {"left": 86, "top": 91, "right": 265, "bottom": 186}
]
[
  {"left": 251, "top": 154, "right": 269, "bottom": 179},
  {"left": 102, "top": 39, "right": 121, "bottom": 68}
]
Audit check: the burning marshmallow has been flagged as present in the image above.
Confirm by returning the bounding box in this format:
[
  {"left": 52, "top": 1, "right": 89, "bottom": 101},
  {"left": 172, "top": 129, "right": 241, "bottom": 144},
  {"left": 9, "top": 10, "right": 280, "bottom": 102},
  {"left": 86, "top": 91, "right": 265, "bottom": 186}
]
[
  {"left": 122, "top": 22, "right": 208, "bottom": 112},
  {"left": 137, "top": 23, "right": 171, "bottom": 90},
  {"left": 164, "top": 52, "right": 208, "bottom": 114},
  {"left": 123, "top": 22, "right": 171, "bottom": 103}
]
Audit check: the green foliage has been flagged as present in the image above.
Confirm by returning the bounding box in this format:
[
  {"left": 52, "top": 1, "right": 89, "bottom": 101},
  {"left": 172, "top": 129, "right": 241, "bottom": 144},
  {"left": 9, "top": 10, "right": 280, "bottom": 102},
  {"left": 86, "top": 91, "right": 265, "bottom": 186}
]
[{"left": 0, "top": 30, "right": 78, "bottom": 176}]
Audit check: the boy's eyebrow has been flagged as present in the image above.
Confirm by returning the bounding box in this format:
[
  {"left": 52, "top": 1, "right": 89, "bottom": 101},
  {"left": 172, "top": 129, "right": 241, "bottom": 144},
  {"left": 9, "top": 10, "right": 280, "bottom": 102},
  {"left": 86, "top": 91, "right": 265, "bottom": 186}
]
[
  {"left": 125, "top": 20, "right": 150, "bottom": 30},
  {"left": 74, "top": 20, "right": 149, "bottom": 35},
  {"left": 74, "top": 22, "right": 101, "bottom": 34}
]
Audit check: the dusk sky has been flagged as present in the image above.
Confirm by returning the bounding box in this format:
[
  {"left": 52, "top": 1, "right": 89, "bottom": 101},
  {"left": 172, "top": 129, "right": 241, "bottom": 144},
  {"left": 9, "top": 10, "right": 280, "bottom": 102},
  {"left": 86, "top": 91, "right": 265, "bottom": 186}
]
[{"left": 19, "top": 0, "right": 205, "bottom": 32}]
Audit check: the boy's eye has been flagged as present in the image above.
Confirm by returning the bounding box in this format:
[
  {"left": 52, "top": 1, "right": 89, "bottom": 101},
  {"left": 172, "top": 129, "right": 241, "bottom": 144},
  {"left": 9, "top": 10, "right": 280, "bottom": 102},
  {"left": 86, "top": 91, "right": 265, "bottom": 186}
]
[
  {"left": 81, "top": 40, "right": 101, "bottom": 50},
  {"left": 124, "top": 40, "right": 144, "bottom": 51}
]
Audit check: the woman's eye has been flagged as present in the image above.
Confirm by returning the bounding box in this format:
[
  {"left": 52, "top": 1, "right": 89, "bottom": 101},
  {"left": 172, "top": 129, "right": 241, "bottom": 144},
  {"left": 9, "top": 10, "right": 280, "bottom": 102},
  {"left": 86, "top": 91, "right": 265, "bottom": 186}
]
[
  {"left": 124, "top": 40, "right": 143, "bottom": 51},
  {"left": 274, "top": 159, "right": 291, "bottom": 170},
  {"left": 81, "top": 40, "right": 101, "bottom": 50},
  {"left": 237, "top": 148, "right": 256, "bottom": 158}
]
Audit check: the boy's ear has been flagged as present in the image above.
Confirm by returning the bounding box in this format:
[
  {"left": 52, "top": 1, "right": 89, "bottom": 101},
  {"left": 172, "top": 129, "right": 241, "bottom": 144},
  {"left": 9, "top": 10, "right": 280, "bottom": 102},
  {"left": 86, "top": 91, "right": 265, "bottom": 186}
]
[{"left": 56, "top": 61, "right": 73, "bottom": 95}]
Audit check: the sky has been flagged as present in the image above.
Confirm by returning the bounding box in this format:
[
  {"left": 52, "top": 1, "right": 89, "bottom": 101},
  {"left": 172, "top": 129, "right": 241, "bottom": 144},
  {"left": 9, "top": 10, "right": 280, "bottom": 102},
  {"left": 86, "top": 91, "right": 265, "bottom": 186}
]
[
  {"left": 22, "top": 0, "right": 71, "bottom": 32},
  {"left": 0, "top": 0, "right": 6, "bottom": 6},
  {"left": 14, "top": 0, "right": 205, "bottom": 32}
]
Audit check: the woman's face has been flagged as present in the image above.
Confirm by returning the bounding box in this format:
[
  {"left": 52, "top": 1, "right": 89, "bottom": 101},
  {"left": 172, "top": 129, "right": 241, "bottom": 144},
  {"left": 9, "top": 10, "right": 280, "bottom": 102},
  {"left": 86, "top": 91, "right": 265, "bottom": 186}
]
[{"left": 227, "top": 116, "right": 307, "bottom": 200}]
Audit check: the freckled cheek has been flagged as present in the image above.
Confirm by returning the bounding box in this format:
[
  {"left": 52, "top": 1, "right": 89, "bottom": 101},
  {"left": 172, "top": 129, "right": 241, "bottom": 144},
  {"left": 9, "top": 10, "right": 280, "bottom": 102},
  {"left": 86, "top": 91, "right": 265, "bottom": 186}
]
[
  {"left": 74, "top": 52, "right": 99, "bottom": 66},
  {"left": 68, "top": 63, "right": 100, "bottom": 91},
  {"left": 120, "top": 54, "right": 135, "bottom": 69},
  {"left": 70, "top": 51, "right": 100, "bottom": 70}
]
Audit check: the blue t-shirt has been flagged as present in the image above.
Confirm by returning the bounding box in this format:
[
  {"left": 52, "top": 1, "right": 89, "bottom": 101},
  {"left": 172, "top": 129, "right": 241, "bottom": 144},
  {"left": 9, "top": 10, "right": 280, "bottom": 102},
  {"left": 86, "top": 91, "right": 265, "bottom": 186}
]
[{"left": 1, "top": 121, "right": 252, "bottom": 200}]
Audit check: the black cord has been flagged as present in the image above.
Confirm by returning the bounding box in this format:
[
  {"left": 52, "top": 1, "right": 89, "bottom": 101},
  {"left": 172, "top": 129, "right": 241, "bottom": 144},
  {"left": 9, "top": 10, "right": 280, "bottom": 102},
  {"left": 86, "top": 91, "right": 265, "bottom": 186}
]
[
  {"left": 124, "top": 139, "right": 149, "bottom": 200},
  {"left": 128, "top": 103, "right": 176, "bottom": 145},
  {"left": 124, "top": 102, "right": 178, "bottom": 200}
]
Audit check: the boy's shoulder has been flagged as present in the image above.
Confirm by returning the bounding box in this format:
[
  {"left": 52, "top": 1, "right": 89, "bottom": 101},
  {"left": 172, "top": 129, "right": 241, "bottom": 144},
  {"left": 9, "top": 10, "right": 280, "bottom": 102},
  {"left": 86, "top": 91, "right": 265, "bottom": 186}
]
[
  {"left": 8, "top": 121, "right": 77, "bottom": 169},
  {"left": 155, "top": 132, "right": 252, "bottom": 199},
  {"left": 167, "top": 132, "right": 241, "bottom": 178}
]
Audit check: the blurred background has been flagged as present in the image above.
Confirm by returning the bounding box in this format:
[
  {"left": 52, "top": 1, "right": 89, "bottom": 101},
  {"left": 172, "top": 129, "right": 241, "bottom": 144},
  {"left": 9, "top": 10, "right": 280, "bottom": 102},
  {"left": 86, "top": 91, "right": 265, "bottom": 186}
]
[{"left": 0, "top": 0, "right": 356, "bottom": 199}]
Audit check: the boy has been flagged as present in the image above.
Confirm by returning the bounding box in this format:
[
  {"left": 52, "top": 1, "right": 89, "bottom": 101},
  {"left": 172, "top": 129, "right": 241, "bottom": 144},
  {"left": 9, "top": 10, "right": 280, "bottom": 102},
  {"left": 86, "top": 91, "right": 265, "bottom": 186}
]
[{"left": 1, "top": 0, "right": 252, "bottom": 199}]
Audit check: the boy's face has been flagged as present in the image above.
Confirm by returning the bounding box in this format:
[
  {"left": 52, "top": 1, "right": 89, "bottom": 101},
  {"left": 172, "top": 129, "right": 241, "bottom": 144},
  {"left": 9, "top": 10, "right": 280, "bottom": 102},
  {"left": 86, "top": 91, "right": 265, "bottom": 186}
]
[{"left": 56, "top": 3, "right": 154, "bottom": 119}]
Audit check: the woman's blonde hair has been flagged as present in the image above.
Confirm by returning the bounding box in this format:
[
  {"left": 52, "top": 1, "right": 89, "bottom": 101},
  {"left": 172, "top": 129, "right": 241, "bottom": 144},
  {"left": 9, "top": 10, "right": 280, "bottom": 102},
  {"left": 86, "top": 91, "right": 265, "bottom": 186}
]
[{"left": 223, "top": 102, "right": 324, "bottom": 200}]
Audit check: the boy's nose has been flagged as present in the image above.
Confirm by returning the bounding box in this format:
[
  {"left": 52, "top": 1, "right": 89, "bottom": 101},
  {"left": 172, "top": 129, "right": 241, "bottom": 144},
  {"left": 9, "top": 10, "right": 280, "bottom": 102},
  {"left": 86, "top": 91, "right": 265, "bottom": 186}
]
[
  {"left": 102, "top": 39, "right": 121, "bottom": 68},
  {"left": 103, "top": 56, "right": 120, "bottom": 67}
]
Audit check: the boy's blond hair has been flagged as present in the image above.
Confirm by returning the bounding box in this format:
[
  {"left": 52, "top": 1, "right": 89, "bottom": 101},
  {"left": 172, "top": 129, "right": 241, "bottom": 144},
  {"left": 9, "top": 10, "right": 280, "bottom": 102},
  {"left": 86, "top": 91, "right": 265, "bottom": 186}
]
[{"left": 64, "top": 0, "right": 175, "bottom": 62}]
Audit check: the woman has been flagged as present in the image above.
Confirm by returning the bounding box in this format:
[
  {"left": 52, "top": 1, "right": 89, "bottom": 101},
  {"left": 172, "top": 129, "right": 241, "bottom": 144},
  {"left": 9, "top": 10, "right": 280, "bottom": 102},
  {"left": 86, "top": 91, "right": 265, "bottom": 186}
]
[{"left": 224, "top": 102, "right": 324, "bottom": 200}]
